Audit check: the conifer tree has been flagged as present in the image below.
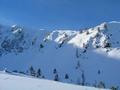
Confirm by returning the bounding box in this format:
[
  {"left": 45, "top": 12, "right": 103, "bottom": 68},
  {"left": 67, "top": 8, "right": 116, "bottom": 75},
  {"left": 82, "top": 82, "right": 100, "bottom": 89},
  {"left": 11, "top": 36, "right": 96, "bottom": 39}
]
[
  {"left": 29, "top": 66, "right": 36, "bottom": 76},
  {"left": 36, "top": 68, "right": 41, "bottom": 78},
  {"left": 54, "top": 74, "right": 59, "bottom": 81},
  {"left": 65, "top": 74, "right": 69, "bottom": 79},
  {"left": 81, "top": 71, "right": 85, "bottom": 86},
  {"left": 53, "top": 68, "right": 57, "bottom": 74}
]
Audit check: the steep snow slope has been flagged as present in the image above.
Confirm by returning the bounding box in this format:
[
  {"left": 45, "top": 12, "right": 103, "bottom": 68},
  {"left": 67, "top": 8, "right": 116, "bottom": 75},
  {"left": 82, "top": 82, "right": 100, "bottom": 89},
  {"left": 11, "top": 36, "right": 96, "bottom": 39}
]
[
  {"left": 0, "top": 72, "right": 108, "bottom": 90},
  {"left": 0, "top": 21, "right": 120, "bottom": 89}
]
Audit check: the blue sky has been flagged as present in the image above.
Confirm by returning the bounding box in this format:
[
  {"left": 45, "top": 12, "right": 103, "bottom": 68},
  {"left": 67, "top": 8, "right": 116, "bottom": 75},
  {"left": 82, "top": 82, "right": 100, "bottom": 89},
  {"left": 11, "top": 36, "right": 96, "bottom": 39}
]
[{"left": 0, "top": 0, "right": 120, "bottom": 30}]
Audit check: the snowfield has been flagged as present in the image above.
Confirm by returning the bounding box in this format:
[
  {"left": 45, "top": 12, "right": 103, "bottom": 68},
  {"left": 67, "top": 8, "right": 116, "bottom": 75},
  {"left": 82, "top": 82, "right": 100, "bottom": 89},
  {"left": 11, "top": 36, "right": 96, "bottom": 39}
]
[
  {"left": 0, "top": 72, "right": 108, "bottom": 90},
  {"left": 0, "top": 21, "right": 120, "bottom": 89}
]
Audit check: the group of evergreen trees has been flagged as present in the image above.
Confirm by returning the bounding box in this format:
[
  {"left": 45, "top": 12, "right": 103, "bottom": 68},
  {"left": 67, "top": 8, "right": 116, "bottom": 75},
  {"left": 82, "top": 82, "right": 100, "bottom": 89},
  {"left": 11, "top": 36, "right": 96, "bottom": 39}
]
[
  {"left": 29, "top": 66, "right": 42, "bottom": 78},
  {"left": 29, "top": 66, "right": 69, "bottom": 82},
  {"left": 11, "top": 66, "right": 118, "bottom": 90}
]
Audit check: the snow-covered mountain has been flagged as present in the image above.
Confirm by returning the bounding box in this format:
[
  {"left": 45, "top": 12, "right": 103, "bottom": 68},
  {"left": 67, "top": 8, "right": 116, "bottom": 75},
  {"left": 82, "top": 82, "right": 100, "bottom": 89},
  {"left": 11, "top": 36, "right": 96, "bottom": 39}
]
[
  {"left": 0, "top": 71, "right": 108, "bottom": 90},
  {"left": 0, "top": 21, "right": 120, "bottom": 89}
]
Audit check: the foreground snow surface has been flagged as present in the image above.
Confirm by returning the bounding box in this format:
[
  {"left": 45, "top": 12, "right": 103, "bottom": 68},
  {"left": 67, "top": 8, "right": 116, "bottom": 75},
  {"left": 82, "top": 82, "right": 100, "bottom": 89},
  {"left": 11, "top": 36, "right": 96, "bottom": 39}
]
[{"left": 0, "top": 72, "right": 108, "bottom": 90}]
